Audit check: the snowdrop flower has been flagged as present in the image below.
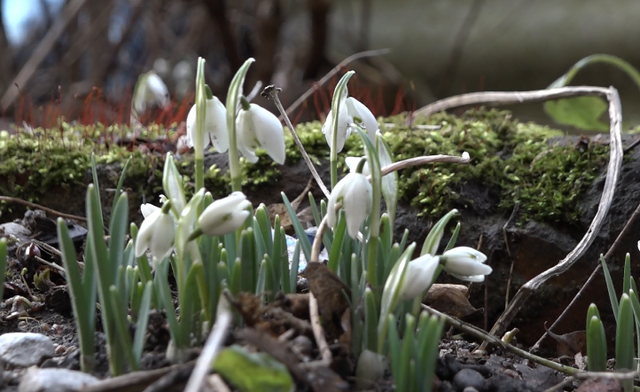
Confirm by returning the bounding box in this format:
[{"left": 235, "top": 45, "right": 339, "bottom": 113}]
[
  {"left": 236, "top": 103, "right": 286, "bottom": 164},
  {"left": 345, "top": 156, "right": 370, "bottom": 176},
  {"left": 327, "top": 173, "right": 372, "bottom": 238},
  {"left": 135, "top": 206, "right": 175, "bottom": 262},
  {"left": 322, "top": 96, "right": 377, "bottom": 153},
  {"left": 186, "top": 96, "right": 228, "bottom": 152},
  {"left": 441, "top": 246, "right": 492, "bottom": 282},
  {"left": 133, "top": 71, "right": 170, "bottom": 113},
  {"left": 140, "top": 203, "right": 160, "bottom": 219},
  {"left": 198, "top": 192, "right": 252, "bottom": 237},
  {"left": 399, "top": 254, "right": 440, "bottom": 301}
]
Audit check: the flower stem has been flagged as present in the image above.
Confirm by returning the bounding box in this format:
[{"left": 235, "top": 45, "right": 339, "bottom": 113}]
[
  {"left": 355, "top": 126, "right": 381, "bottom": 287},
  {"left": 195, "top": 58, "right": 206, "bottom": 193},
  {"left": 329, "top": 71, "right": 355, "bottom": 189},
  {"left": 226, "top": 58, "right": 255, "bottom": 192}
]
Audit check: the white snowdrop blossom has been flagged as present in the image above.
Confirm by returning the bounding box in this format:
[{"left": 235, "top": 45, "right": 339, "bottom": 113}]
[
  {"left": 327, "top": 173, "right": 373, "bottom": 238},
  {"left": 236, "top": 103, "right": 286, "bottom": 164},
  {"left": 399, "top": 254, "right": 440, "bottom": 301},
  {"left": 322, "top": 96, "right": 377, "bottom": 153},
  {"left": 135, "top": 208, "right": 175, "bottom": 262},
  {"left": 186, "top": 96, "right": 228, "bottom": 152},
  {"left": 441, "top": 246, "right": 492, "bottom": 282},
  {"left": 133, "top": 71, "right": 170, "bottom": 113},
  {"left": 198, "top": 192, "right": 252, "bottom": 237},
  {"left": 345, "top": 156, "right": 370, "bottom": 177},
  {"left": 140, "top": 203, "right": 160, "bottom": 219}
]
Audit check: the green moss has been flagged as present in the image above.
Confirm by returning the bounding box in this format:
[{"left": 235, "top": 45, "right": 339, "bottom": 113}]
[{"left": 0, "top": 108, "right": 609, "bottom": 225}]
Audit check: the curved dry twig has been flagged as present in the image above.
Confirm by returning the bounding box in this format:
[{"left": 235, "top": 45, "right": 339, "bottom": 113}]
[
  {"left": 0, "top": 195, "right": 88, "bottom": 223},
  {"left": 444, "top": 86, "right": 624, "bottom": 348},
  {"left": 412, "top": 86, "right": 611, "bottom": 119}
]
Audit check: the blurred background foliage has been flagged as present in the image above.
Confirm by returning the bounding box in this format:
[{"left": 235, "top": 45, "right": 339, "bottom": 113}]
[{"left": 1, "top": 0, "right": 640, "bottom": 129}]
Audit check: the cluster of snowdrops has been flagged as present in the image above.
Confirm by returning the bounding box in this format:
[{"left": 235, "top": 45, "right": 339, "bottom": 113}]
[{"left": 56, "top": 57, "right": 492, "bottom": 390}]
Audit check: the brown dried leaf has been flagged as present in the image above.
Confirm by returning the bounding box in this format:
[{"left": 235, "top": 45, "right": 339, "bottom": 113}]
[
  {"left": 423, "top": 283, "right": 478, "bottom": 319},
  {"left": 302, "top": 262, "right": 351, "bottom": 339}
]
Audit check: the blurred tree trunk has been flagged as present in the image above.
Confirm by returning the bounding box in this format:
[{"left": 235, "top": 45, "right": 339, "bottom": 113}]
[
  {"left": 304, "top": 0, "right": 332, "bottom": 79},
  {"left": 201, "top": 0, "right": 241, "bottom": 72},
  {"left": 251, "top": 0, "right": 283, "bottom": 86},
  {"left": 0, "top": 0, "right": 14, "bottom": 100},
  {"left": 86, "top": 0, "right": 114, "bottom": 86}
]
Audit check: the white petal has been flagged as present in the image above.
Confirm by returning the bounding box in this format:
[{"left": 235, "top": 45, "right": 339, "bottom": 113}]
[
  {"left": 202, "top": 210, "right": 250, "bottom": 237},
  {"left": 443, "top": 246, "right": 488, "bottom": 263},
  {"left": 399, "top": 255, "right": 439, "bottom": 301},
  {"left": 445, "top": 260, "right": 493, "bottom": 277},
  {"left": 347, "top": 97, "right": 377, "bottom": 142},
  {"left": 146, "top": 73, "right": 170, "bottom": 109},
  {"left": 338, "top": 173, "right": 372, "bottom": 238},
  {"left": 186, "top": 97, "right": 228, "bottom": 152},
  {"left": 236, "top": 108, "right": 259, "bottom": 163},
  {"left": 249, "top": 104, "right": 285, "bottom": 164},
  {"left": 199, "top": 192, "right": 251, "bottom": 236},
  {"left": 345, "top": 156, "right": 370, "bottom": 176},
  {"left": 186, "top": 105, "right": 197, "bottom": 148},
  {"left": 327, "top": 174, "right": 350, "bottom": 229},
  {"left": 140, "top": 203, "right": 160, "bottom": 219},
  {"left": 322, "top": 104, "right": 352, "bottom": 153},
  {"left": 149, "top": 213, "right": 175, "bottom": 260},
  {"left": 135, "top": 210, "right": 160, "bottom": 257},
  {"left": 448, "top": 272, "right": 486, "bottom": 283},
  {"left": 205, "top": 97, "right": 229, "bottom": 152}
]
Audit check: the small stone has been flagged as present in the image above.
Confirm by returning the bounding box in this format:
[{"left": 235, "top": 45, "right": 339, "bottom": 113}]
[
  {"left": 453, "top": 368, "right": 485, "bottom": 391},
  {"left": 463, "top": 388, "right": 479, "bottom": 392},
  {"left": 0, "top": 333, "right": 55, "bottom": 367},
  {"left": 54, "top": 345, "right": 66, "bottom": 355},
  {"left": 18, "top": 368, "right": 99, "bottom": 392}
]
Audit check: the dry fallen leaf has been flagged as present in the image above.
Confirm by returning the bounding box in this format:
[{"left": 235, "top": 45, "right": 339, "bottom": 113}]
[
  {"left": 423, "top": 283, "right": 479, "bottom": 319},
  {"left": 302, "top": 262, "right": 351, "bottom": 339}
]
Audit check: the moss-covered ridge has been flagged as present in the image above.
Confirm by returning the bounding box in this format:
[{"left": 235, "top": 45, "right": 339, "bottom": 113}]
[{"left": 0, "top": 108, "right": 608, "bottom": 224}]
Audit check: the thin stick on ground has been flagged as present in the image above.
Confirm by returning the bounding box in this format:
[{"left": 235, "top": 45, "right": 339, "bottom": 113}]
[
  {"left": 420, "top": 304, "right": 580, "bottom": 376},
  {"left": 183, "top": 310, "right": 232, "bottom": 392},
  {"left": 0, "top": 195, "right": 88, "bottom": 223},
  {"left": 309, "top": 291, "right": 332, "bottom": 364}
]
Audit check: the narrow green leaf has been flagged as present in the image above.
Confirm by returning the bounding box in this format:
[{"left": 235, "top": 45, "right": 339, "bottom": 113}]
[
  {"left": 133, "top": 281, "right": 153, "bottom": 361},
  {"left": 0, "top": 239, "right": 6, "bottom": 303},
  {"left": 444, "top": 222, "right": 460, "bottom": 252},
  {"left": 378, "top": 243, "right": 416, "bottom": 353},
  {"left": 328, "top": 210, "right": 347, "bottom": 273},
  {"left": 290, "top": 242, "right": 300, "bottom": 294},
  {"left": 397, "top": 314, "right": 416, "bottom": 392},
  {"left": 364, "top": 287, "right": 378, "bottom": 352},
  {"left": 600, "top": 254, "right": 619, "bottom": 320},
  {"left": 280, "top": 192, "right": 311, "bottom": 262},
  {"left": 616, "top": 294, "right": 635, "bottom": 371},
  {"left": 586, "top": 315, "right": 607, "bottom": 372},
  {"left": 623, "top": 253, "right": 631, "bottom": 296},
  {"left": 421, "top": 209, "right": 458, "bottom": 256},
  {"left": 110, "top": 157, "right": 131, "bottom": 216},
  {"left": 109, "top": 286, "right": 138, "bottom": 371}
]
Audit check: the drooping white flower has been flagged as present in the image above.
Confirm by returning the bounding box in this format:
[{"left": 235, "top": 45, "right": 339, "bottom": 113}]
[
  {"left": 398, "top": 254, "right": 440, "bottom": 301},
  {"left": 186, "top": 96, "right": 228, "bottom": 152},
  {"left": 135, "top": 208, "right": 175, "bottom": 262},
  {"left": 441, "top": 246, "right": 492, "bottom": 282},
  {"left": 345, "top": 156, "right": 371, "bottom": 176},
  {"left": 236, "top": 103, "right": 286, "bottom": 165},
  {"left": 133, "top": 71, "right": 170, "bottom": 113},
  {"left": 198, "top": 192, "right": 252, "bottom": 237},
  {"left": 321, "top": 96, "right": 377, "bottom": 153},
  {"left": 347, "top": 97, "right": 378, "bottom": 140},
  {"left": 140, "top": 203, "right": 160, "bottom": 219},
  {"left": 327, "top": 173, "right": 373, "bottom": 238}
]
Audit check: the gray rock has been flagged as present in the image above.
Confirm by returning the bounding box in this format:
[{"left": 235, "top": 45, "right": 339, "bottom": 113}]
[
  {"left": 18, "top": 368, "right": 99, "bottom": 392},
  {"left": 0, "top": 333, "right": 54, "bottom": 367},
  {"left": 453, "top": 368, "right": 485, "bottom": 391}
]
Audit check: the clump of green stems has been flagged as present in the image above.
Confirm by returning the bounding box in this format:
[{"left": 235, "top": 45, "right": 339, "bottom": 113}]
[
  {"left": 58, "top": 57, "right": 473, "bottom": 392},
  {"left": 586, "top": 253, "right": 640, "bottom": 392}
]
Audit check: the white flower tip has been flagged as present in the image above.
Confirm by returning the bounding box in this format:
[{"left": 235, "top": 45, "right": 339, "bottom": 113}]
[{"left": 462, "top": 151, "right": 470, "bottom": 160}]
